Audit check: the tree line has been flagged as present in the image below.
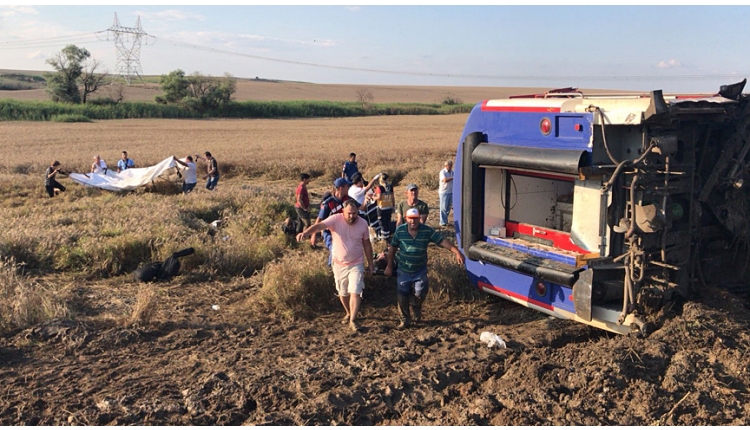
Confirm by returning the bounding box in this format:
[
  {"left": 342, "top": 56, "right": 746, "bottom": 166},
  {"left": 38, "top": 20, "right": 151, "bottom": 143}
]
[
  {"left": 9, "top": 44, "right": 472, "bottom": 120},
  {"left": 45, "top": 44, "right": 238, "bottom": 114}
]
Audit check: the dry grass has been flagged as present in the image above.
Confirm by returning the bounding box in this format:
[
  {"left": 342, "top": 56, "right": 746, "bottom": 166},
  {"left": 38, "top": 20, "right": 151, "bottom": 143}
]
[
  {"left": 0, "top": 116, "right": 466, "bottom": 181},
  {"left": 0, "top": 257, "right": 70, "bottom": 335},
  {"left": 258, "top": 250, "right": 337, "bottom": 320},
  {"left": 128, "top": 285, "right": 159, "bottom": 327},
  {"left": 0, "top": 115, "right": 477, "bottom": 328}
]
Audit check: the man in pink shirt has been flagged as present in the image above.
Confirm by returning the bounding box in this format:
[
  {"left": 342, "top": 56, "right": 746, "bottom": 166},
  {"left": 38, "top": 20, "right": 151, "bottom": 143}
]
[{"left": 296, "top": 200, "right": 374, "bottom": 332}]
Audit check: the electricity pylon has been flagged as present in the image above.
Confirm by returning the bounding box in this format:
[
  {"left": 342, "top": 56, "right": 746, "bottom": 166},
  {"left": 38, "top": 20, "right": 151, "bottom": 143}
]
[{"left": 106, "top": 13, "right": 152, "bottom": 86}]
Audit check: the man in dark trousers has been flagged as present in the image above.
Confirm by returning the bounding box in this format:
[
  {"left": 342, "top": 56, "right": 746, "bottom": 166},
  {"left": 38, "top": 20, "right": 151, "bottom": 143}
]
[
  {"left": 295, "top": 173, "right": 311, "bottom": 234},
  {"left": 385, "top": 208, "right": 464, "bottom": 329},
  {"left": 44, "top": 160, "right": 66, "bottom": 198},
  {"left": 196, "top": 151, "right": 219, "bottom": 190}
]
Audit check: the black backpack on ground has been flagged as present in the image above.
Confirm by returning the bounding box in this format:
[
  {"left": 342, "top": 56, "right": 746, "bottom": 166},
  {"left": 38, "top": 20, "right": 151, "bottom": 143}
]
[{"left": 133, "top": 247, "right": 195, "bottom": 282}]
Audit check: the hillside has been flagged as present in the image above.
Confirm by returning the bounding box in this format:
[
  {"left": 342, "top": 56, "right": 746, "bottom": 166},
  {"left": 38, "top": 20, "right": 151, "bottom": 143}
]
[{"left": 0, "top": 68, "right": 622, "bottom": 104}]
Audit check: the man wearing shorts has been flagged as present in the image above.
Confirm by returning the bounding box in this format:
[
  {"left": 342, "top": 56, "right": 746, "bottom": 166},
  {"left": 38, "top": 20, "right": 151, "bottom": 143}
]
[{"left": 297, "top": 200, "right": 374, "bottom": 332}]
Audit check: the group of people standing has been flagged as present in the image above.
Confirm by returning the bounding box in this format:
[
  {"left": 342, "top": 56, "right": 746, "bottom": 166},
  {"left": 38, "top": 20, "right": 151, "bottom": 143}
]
[
  {"left": 172, "top": 152, "right": 220, "bottom": 194},
  {"left": 45, "top": 150, "right": 220, "bottom": 197},
  {"left": 295, "top": 152, "right": 463, "bottom": 332}
]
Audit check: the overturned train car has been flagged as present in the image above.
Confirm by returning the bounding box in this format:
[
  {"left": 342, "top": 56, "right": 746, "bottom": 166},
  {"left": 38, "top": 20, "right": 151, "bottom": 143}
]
[{"left": 455, "top": 80, "right": 750, "bottom": 335}]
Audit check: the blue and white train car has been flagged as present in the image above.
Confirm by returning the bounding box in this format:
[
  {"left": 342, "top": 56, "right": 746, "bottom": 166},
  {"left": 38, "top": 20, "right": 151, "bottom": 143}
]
[{"left": 454, "top": 83, "right": 750, "bottom": 335}]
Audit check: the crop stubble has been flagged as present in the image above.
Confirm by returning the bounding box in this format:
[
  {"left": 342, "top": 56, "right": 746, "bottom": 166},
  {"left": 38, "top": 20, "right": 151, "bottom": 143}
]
[{"left": 0, "top": 116, "right": 468, "bottom": 178}]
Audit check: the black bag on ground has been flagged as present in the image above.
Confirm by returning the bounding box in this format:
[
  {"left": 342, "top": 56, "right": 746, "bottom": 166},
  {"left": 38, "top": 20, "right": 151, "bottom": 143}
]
[
  {"left": 133, "top": 247, "right": 195, "bottom": 282},
  {"left": 157, "top": 256, "right": 180, "bottom": 281},
  {"left": 133, "top": 262, "right": 162, "bottom": 282}
]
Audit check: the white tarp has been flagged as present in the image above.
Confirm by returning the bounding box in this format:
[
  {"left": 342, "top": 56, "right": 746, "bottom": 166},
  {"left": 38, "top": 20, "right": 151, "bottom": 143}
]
[{"left": 69, "top": 157, "right": 186, "bottom": 191}]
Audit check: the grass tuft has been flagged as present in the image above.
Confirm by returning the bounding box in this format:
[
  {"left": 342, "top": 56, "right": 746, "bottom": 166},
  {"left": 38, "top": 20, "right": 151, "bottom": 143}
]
[
  {"left": 128, "top": 285, "right": 159, "bottom": 327},
  {"left": 258, "top": 251, "right": 337, "bottom": 320},
  {"left": 0, "top": 257, "right": 70, "bottom": 335}
]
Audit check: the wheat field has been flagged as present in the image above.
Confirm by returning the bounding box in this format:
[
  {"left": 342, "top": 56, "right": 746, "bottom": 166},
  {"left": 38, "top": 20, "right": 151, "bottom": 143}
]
[
  {"left": 0, "top": 114, "right": 472, "bottom": 332},
  {"left": 0, "top": 116, "right": 467, "bottom": 180}
]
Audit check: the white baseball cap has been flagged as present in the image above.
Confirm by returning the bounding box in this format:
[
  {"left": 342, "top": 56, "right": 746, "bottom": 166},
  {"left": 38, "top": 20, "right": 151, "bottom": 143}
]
[{"left": 406, "top": 208, "right": 420, "bottom": 219}]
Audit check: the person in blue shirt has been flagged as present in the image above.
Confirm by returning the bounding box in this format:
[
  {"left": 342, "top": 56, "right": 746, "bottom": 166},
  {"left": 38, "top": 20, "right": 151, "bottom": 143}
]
[
  {"left": 117, "top": 150, "right": 135, "bottom": 172},
  {"left": 341, "top": 152, "right": 359, "bottom": 182},
  {"left": 311, "top": 177, "right": 354, "bottom": 264}
]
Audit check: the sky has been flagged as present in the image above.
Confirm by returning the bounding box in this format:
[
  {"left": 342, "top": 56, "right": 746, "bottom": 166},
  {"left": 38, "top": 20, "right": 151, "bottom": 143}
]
[{"left": 1, "top": 4, "right": 750, "bottom": 93}]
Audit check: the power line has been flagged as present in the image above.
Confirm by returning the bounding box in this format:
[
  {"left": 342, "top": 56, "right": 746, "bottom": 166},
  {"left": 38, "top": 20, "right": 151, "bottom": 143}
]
[
  {"left": 0, "top": 32, "right": 105, "bottom": 49},
  {"left": 155, "top": 36, "right": 748, "bottom": 82},
  {"left": 3, "top": 31, "right": 747, "bottom": 83}
]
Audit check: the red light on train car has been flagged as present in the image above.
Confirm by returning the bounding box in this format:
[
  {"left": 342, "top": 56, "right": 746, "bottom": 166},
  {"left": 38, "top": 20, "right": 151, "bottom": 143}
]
[
  {"left": 574, "top": 123, "right": 582, "bottom": 132},
  {"left": 540, "top": 118, "right": 552, "bottom": 135},
  {"left": 535, "top": 281, "right": 547, "bottom": 297}
]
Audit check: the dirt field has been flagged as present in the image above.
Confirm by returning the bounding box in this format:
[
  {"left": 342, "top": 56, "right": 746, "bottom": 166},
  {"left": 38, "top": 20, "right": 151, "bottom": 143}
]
[
  {"left": 1, "top": 111, "right": 749, "bottom": 424},
  {"left": 1, "top": 271, "right": 748, "bottom": 425}
]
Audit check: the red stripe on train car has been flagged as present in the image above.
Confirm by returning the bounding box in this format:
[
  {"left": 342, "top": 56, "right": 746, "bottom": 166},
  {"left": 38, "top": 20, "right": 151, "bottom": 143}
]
[{"left": 505, "top": 221, "right": 590, "bottom": 254}]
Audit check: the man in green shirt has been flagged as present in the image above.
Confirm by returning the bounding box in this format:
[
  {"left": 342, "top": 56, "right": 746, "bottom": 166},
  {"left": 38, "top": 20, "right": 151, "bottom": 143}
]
[
  {"left": 385, "top": 208, "right": 464, "bottom": 329},
  {"left": 395, "top": 183, "right": 429, "bottom": 227}
]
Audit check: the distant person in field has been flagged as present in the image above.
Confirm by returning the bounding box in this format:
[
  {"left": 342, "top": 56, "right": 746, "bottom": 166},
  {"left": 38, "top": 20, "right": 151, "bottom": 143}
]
[
  {"left": 117, "top": 150, "right": 135, "bottom": 172},
  {"left": 395, "top": 184, "right": 429, "bottom": 227},
  {"left": 438, "top": 160, "right": 454, "bottom": 227},
  {"left": 386, "top": 208, "right": 464, "bottom": 329},
  {"left": 90, "top": 155, "right": 107, "bottom": 174},
  {"left": 295, "top": 173, "right": 311, "bottom": 234},
  {"left": 44, "top": 160, "right": 66, "bottom": 198},
  {"left": 372, "top": 173, "right": 395, "bottom": 241},
  {"left": 172, "top": 155, "right": 197, "bottom": 194},
  {"left": 196, "top": 151, "right": 219, "bottom": 190},
  {"left": 296, "top": 200, "right": 374, "bottom": 332},
  {"left": 311, "top": 177, "right": 354, "bottom": 264},
  {"left": 341, "top": 152, "right": 359, "bottom": 182}
]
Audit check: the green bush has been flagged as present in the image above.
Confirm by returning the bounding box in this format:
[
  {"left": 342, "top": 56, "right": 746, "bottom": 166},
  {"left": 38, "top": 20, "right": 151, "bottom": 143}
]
[
  {"left": 0, "top": 98, "right": 473, "bottom": 121},
  {"left": 442, "top": 95, "right": 463, "bottom": 105},
  {"left": 50, "top": 114, "right": 92, "bottom": 123}
]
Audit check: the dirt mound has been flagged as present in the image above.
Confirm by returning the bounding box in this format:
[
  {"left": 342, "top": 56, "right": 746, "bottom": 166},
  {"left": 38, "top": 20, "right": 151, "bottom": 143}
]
[{"left": 1, "top": 277, "right": 748, "bottom": 425}]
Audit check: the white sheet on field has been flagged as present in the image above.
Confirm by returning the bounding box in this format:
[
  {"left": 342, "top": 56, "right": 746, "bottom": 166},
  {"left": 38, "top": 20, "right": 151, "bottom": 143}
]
[{"left": 69, "top": 157, "right": 186, "bottom": 191}]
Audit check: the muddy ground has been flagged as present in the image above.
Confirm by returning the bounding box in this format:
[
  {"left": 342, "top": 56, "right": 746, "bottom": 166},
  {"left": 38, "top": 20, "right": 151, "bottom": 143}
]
[{"left": 1, "top": 259, "right": 749, "bottom": 425}]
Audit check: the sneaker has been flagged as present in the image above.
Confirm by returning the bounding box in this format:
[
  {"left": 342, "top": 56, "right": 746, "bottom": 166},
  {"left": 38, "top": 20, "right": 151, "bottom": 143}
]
[
  {"left": 397, "top": 320, "right": 410, "bottom": 330},
  {"left": 341, "top": 314, "right": 350, "bottom": 325},
  {"left": 349, "top": 321, "right": 359, "bottom": 332}
]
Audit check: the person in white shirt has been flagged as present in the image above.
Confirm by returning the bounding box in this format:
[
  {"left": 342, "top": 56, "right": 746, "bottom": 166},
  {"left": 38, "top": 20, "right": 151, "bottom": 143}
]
[
  {"left": 348, "top": 172, "right": 378, "bottom": 215},
  {"left": 90, "top": 155, "right": 107, "bottom": 174},
  {"left": 438, "top": 160, "right": 455, "bottom": 227},
  {"left": 173, "top": 155, "right": 198, "bottom": 194}
]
